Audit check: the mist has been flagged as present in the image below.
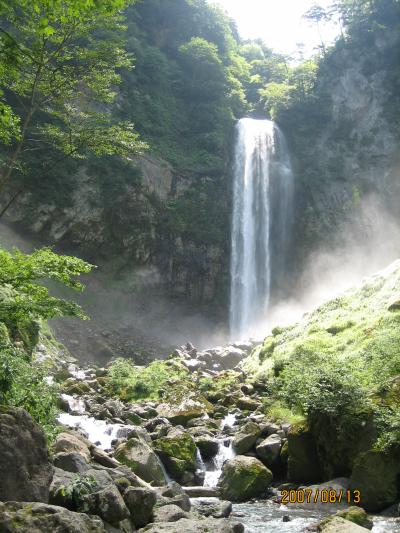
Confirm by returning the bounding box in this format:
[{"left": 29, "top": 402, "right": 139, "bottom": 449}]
[{"left": 257, "top": 193, "right": 400, "bottom": 337}]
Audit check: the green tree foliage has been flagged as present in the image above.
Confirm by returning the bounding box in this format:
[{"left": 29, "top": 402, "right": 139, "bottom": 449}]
[
  {"left": 0, "top": 246, "right": 93, "bottom": 440},
  {"left": 0, "top": 0, "right": 146, "bottom": 195}
]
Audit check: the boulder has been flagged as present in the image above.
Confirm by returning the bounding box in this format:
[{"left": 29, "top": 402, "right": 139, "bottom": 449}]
[
  {"left": 0, "top": 406, "right": 53, "bottom": 503},
  {"left": 192, "top": 499, "right": 232, "bottom": 518},
  {"left": 139, "top": 517, "right": 245, "bottom": 532},
  {"left": 195, "top": 435, "right": 219, "bottom": 460},
  {"left": 124, "top": 486, "right": 157, "bottom": 528},
  {"left": 85, "top": 484, "right": 130, "bottom": 525},
  {"left": 319, "top": 507, "right": 373, "bottom": 530},
  {"left": 153, "top": 504, "right": 188, "bottom": 522},
  {"left": 236, "top": 397, "right": 261, "bottom": 411},
  {"left": 153, "top": 428, "right": 197, "bottom": 483},
  {"left": 218, "top": 455, "right": 273, "bottom": 502},
  {"left": 233, "top": 421, "right": 261, "bottom": 454},
  {"left": 256, "top": 434, "right": 282, "bottom": 466},
  {"left": 0, "top": 501, "right": 106, "bottom": 532},
  {"left": 182, "top": 486, "right": 220, "bottom": 498},
  {"left": 157, "top": 398, "right": 213, "bottom": 426},
  {"left": 218, "top": 347, "right": 245, "bottom": 370},
  {"left": 155, "top": 482, "right": 191, "bottom": 512},
  {"left": 319, "top": 516, "right": 370, "bottom": 532},
  {"left": 287, "top": 424, "right": 321, "bottom": 483},
  {"left": 54, "top": 432, "right": 91, "bottom": 462},
  {"left": 114, "top": 436, "right": 166, "bottom": 486},
  {"left": 53, "top": 452, "right": 89, "bottom": 473},
  {"left": 350, "top": 449, "right": 400, "bottom": 511}
]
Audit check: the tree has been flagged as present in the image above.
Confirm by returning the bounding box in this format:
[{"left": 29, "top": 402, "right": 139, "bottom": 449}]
[
  {"left": 0, "top": 0, "right": 147, "bottom": 200},
  {"left": 303, "top": 3, "right": 331, "bottom": 55}
]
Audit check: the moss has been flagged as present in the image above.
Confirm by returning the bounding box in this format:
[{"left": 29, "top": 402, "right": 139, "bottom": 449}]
[
  {"left": 334, "top": 507, "right": 373, "bottom": 529},
  {"left": 350, "top": 449, "right": 400, "bottom": 512},
  {"left": 219, "top": 457, "right": 273, "bottom": 502},
  {"left": 153, "top": 431, "right": 197, "bottom": 472}
]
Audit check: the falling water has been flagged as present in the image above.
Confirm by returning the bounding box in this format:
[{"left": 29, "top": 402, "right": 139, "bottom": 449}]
[{"left": 230, "top": 118, "right": 294, "bottom": 339}]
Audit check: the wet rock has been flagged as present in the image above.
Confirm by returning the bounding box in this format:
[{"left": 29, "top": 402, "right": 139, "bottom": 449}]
[
  {"left": 233, "top": 421, "right": 261, "bottom": 454},
  {"left": 218, "top": 455, "right": 273, "bottom": 502},
  {"left": 0, "top": 406, "right": 53, "bottom": 503},
  {"left": 195, "top": 435, "right": 220, "bottom": 460},
  {"left": 0, "top": 501, "right": 106, "bottom": 532},
  {"left": 114, "top": 436, "right": 166, "bottom": 486},
  {"left": 124, "top": 486, "right": 157, "bottom": 528}
]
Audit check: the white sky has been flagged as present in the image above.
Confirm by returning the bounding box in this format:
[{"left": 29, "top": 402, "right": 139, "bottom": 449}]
[{"left": 210, "top": 0, "right": 339, "bottom": 58}]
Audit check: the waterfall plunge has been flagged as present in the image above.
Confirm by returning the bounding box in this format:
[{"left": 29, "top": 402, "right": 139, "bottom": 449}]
[{"left": 230, "top": 118, "right": 294, "bottom": 339}]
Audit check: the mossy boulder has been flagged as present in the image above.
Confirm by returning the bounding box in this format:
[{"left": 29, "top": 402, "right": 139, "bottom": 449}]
[
  {"left": 114, "top": 436, "right": 166, "bottom": 486},
  {"left": 319, "top": 507, "right": 373, "bottom": 530},
  {"left": 350, "top": 449, "right": 400, "bottom": 511},
  {"left": 62, "top": 380, "right": 91, "bottom": 395},
  {"left": 157, "top": 397, "right": 213, "bottom": 426},
  {"left": 318, "top": 516, "right": 370, "bottom": 532},
  {"left": 153, "top": 427, "right": 197, "bottom": 482},
  {"left": 218, "top": 455, "right": 272, "bottom": 502},
  {"left": 287, "top": 423, "right": 321, "bottom": 483}
]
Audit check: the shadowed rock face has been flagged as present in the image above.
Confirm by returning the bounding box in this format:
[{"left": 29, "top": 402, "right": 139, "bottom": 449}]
[
  {"left": 0, "top": 502, "right": 107, "bottom": 533},
  {"left": 0, "top": 406, "right": 53, "bottom": 503}
]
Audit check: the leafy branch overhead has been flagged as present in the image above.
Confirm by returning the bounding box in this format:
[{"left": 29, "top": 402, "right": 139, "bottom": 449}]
[
  {"left": 0, "top": 0, "right": 146, "bottom": 194},
  {"left": 0, "top": 247, "right": 94, "bottom": 323}
]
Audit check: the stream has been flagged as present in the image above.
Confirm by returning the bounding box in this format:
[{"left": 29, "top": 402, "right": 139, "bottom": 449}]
[{"left": 58, "top": 395, "right": 400, "bottom": 532}]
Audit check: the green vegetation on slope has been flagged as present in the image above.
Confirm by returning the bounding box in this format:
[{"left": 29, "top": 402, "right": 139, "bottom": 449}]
[{"left": 243, "top": 260, "right": 400, "bottom": 477}]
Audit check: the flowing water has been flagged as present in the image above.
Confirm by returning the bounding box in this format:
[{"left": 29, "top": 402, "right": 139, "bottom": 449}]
[{"left": 230, "top": 118, "right": 294, "bottom": 339}]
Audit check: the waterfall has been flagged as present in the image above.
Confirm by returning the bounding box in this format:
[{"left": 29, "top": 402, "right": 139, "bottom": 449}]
[{"left": 230, "top": 118, "right": 294, "bottom": 339}]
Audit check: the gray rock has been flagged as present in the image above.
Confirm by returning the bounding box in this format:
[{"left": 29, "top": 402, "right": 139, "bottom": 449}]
[
  {"left": 319, "top": 516, "right": 370, "bottom": 532},
  {"left": 53, "top": 452, "right": 89, "bottom": 473},
  {"left": 0, "top": 501, "right": 106, "bottom": 533},
  {"left": 155, "top": 482, "right": 191, "bottom": 512},
  {"left": 195, "top": 436, "right": 219, "bottom": 460},
  {"left": 139, "top": 517, "right": 244, "bottom": 532},
  {"left": 153, "top": 504, "right": 188, "bottom": 523},
  {"left": 86, "top": 484, "right": 130, "bottom": 525},
  {"left": 233, "top": 421, "right": 261, "bottom": 454},
  {"left": 54, "top": 432, "right": 92, "bottom": 462},
  {"left": 124, "top": 486, "right": 157, "bottom": 528},
  {"left": 192, "top": 499, "right": 232, "bottom": 518},
  {"left": 114, "top": 436, "right": 166, "bottom": 485},
  {"left": 0, "top": 407, "right": 53, "bottom": 503},
  {"left": 256, "top": 434, "right": 282, "bottom": 466}
]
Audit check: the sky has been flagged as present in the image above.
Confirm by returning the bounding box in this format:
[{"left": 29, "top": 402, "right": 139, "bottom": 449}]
[{"left": 211, "top": 0, "right": 340, "bottom": 58}]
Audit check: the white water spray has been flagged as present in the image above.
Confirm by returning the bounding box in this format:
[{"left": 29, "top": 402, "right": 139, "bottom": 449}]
[{"left": 230, "top": 118, "right": 294, "bottom": 339}]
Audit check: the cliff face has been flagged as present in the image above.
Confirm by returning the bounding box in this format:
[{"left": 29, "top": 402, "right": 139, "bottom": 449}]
[{"left": 281, "top": 27, "right": 400, "bottom": 276}]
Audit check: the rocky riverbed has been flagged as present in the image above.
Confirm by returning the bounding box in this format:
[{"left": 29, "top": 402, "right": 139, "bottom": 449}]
[{"left": 1, "top": 336, "right": 398, "bottom": 532}]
